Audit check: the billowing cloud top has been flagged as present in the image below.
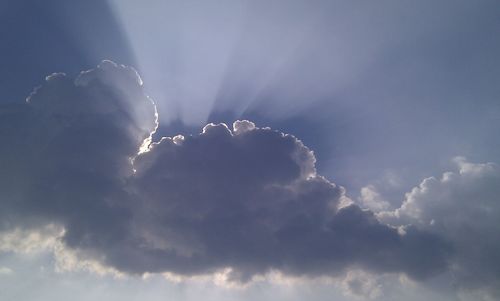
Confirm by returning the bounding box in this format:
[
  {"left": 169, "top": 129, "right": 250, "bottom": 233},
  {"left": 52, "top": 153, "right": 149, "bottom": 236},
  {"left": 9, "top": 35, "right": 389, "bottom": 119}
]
[{"left": 1, "top": 62, "right": 498, "bottom": 298}]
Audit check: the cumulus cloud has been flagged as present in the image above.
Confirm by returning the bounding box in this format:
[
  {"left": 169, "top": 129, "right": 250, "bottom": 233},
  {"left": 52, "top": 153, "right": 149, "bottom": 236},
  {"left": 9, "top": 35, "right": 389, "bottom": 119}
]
[
  {"left": 359, "top": 185, "right": 391, "bottom": 212},
  {"left": 2, "top": 61, "right": 491, "bottom": 291},
  {"left": 379, "top": 157, "right": 500, "bottom": 299},
  {"left": 109, "top": 120, "right": 448, "bottom": 281},
  {"left": 0, "top": 60, "right": 156, "bottom": 245}
]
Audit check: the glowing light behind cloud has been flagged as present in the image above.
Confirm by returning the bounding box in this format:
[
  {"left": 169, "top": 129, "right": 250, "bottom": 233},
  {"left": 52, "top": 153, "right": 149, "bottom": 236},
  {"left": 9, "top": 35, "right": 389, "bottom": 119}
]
[
  {"left": 107, "top": 0, "right": 245, "bottom": 125},
  {"left": 106, "top": 0, "right": 349, "bottom": 125}
]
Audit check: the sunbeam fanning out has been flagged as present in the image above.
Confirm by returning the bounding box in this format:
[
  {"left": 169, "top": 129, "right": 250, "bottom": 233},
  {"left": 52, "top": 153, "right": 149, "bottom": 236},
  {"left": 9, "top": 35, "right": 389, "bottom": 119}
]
[
  {"left": 107, "top": 0, "right": 246, "bottom": 125},
  {"left": 1, "top": 1, "right": 500, "bottom": 301},
  {"left": 106, "top": 0, "right": 346, "bottom": 126}
]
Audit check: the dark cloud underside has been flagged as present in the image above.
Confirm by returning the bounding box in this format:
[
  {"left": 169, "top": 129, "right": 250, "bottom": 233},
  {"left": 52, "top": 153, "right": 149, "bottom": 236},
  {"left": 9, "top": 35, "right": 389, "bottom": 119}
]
[{"left": 0, "top": 62, "right": 479, "bottom": 286}]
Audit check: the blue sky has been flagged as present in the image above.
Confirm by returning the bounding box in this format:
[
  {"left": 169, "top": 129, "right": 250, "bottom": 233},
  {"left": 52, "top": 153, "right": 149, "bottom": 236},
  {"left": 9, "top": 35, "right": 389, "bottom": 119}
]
[{"left": 0, "top": 1, "right": 499, "bottom": 300}]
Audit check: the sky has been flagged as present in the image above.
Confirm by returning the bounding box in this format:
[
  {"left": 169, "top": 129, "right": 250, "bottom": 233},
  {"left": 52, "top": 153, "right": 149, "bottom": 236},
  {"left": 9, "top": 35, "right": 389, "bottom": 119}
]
[{"left": 0, "top": 1, "right": 499, "bottom": 300}]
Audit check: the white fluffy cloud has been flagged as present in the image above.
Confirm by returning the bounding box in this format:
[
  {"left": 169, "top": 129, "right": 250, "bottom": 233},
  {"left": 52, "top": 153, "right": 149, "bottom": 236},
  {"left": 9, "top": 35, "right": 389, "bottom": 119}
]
[
  {"left": 359, "top": 185, "right": 391, "bottom": 212},
  {"left": 380, "top": 157, "right": 500, "bottom": 299}
]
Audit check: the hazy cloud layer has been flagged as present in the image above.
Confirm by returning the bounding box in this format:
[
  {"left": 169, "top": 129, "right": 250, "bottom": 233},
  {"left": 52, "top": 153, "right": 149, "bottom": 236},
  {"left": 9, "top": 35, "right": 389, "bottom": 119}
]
[{"left": 0, "top": 63, "right": 498, "bottom": 297}]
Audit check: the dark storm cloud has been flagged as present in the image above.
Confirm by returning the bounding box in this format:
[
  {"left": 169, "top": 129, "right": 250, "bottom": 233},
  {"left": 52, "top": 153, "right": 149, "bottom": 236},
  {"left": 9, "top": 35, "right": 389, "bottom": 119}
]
[
  {"left": 1, "top": 62, "right": 450, "bottom": 282},
  {"left": 0, "top": 61, "right": 156, "bottom": 238},
  {"left": 120, "top": 121, "right": 450, "bottom": 281}
]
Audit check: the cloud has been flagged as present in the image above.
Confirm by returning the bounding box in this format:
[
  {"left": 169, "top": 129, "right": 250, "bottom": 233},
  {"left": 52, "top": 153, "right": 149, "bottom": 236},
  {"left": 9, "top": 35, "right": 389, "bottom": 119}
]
[
  {"left": 0, "top": 225, "right": 121, "bottom": 277},
  {"left": 341, "top": 270, "right": 382, "bottom": 299},
  {"left": 0, "top": 267, "right": 13, "bottom": 275},
  {"left": 0, "top": 224, "right": 61, "bottom": 254},
  {"left": 379, "top": 157, "right": 500, "bottom": 299},
  {"left": 0, "top": 61, "right": 462, "bottom": 286},
  {"left": 110, "top": 120, "right": 449, "bottom": 281},
  {"left": 0, "top": 60, "right": 156, "bottom": 244},
  {"left": 359, "top": 185, "right": 391, "bottom": 212}
]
